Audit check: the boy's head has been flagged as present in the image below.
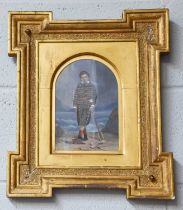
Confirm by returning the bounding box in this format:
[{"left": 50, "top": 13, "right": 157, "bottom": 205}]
[{"left": 79, "top": 71, "right": 90, "bottom": 83}]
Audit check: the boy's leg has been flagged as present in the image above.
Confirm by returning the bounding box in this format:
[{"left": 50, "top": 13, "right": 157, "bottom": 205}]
[
  {"left": 84, "top": 127, "right": 88, "bottom": 140},
  {"left": 78, "top": 126, "right": 84, "bottom": 139}
]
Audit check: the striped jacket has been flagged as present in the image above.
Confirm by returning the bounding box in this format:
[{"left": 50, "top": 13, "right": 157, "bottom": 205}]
[{"left": 73, "top": 82, "right": 97, "bottom": 107}]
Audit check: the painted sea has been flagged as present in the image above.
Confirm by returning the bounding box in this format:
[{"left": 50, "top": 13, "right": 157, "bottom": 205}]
[{"left": 56, "top": 110, "right": 111, "bottom": 133}]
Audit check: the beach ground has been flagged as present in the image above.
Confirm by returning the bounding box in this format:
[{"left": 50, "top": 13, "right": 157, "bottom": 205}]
[{"left": 55, "top": 132, "right": 118, "bottom": 151}]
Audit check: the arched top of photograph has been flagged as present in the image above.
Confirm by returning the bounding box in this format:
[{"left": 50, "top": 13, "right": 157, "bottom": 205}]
[{"left": 55, "top": 59, "right": 119, "bottom": 152}]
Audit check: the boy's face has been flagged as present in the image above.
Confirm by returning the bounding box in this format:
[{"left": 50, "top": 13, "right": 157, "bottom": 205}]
[{"left": 80, "top": 74, "right": 89, "bottom": 83}]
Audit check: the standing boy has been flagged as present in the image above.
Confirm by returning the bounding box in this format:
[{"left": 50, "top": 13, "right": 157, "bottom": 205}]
[{"left": 73, "top": 71, "right": 97, "bottom": 141}]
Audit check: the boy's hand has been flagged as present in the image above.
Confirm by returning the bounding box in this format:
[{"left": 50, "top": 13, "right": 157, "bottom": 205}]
[{"left": 90, "top": 104, "right": 95, "bottom": 112}]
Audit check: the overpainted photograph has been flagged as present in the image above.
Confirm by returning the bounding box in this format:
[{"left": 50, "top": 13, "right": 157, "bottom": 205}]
[{"left": 55, "top": 59, "right": 118, "bottom": 151}]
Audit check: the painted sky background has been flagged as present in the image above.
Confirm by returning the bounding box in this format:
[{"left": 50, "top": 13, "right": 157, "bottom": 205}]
[
  {"left": 56, "top": 59, "right": 118, "bottom": 111},
  {"left": 55, "top": 59, "right": 118, "bottom": 132}
]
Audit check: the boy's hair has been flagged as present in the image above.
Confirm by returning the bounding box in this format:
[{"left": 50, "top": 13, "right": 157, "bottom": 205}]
[{"left": 79, "top": 71, "right": 90, "bottom": 78}]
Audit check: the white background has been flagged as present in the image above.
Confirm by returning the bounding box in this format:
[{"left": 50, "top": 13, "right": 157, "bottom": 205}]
[{"left": 0, "top": 0, "right": 183, "bottom": 209}]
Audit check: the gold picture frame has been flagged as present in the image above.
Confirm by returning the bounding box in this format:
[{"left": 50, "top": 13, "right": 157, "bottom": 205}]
[{"left": 7, "top": 9, "right": 174, "bottom": 199}]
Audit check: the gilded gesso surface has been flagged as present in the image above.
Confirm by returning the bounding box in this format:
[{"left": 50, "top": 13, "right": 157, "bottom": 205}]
[
  {"left": 38, "top": 41, "right": 140, "bottom": 167},
  {"left": 7, "top": 9, "right": 174, "bottom": 199}
]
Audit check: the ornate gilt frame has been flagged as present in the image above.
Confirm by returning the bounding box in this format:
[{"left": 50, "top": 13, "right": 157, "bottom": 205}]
[{"left": 7, "top": 9, "right": 174, "bottom": 199}]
